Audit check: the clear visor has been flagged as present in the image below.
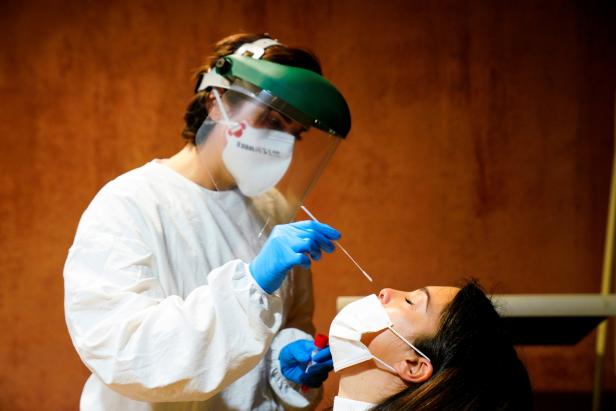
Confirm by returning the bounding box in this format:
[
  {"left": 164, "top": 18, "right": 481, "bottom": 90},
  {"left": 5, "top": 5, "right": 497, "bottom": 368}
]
[{"left": 195, "top": 84, "right": 340, "bottom": 234}]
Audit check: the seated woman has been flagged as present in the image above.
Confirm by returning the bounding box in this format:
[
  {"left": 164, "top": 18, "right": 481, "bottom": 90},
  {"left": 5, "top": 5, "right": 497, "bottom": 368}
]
[{"left": 329, "top": 280, "right": 533, "bottom": 410}]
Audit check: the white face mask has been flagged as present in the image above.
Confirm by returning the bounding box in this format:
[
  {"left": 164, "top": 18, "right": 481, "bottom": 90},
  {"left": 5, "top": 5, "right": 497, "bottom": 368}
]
[
  {"left": 209, "top": 89, "right": 295, "bottom": 197},
  {"left": 221, "top": 121, "right": 294, "bottom": 196},
  {"left": 329, "top": 294, "right": 431, "bottom": 373}
]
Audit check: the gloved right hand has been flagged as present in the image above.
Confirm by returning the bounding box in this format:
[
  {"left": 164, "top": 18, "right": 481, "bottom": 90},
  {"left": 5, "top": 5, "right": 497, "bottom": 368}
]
[{"left": 249, "top": 220, "right": 340, "bottom": 293}]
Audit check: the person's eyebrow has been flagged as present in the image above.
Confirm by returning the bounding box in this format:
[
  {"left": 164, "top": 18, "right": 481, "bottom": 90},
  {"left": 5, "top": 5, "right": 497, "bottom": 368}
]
[{"left": 420, "top": 287, "right": 431, "bottom": 313}]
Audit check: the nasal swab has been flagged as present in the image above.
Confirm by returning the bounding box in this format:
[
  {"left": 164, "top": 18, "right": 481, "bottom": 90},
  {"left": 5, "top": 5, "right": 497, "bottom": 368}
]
[{"left": 300, "top": 205, "right": 373, "bottom": 282}]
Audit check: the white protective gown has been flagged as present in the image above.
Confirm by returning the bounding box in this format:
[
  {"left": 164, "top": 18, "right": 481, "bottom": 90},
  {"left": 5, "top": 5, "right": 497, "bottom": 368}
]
[{"left": 64, "top": 160, "right": 321, "bottom": 410}]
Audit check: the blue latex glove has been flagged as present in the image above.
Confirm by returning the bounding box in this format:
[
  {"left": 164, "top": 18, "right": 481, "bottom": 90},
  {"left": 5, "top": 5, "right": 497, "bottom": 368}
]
[
  {"left": 249, "top": 220, "right": 340, "bottom": 294},
  {"left": 280, "top": 339, "right": 333, "bottom": 388}
]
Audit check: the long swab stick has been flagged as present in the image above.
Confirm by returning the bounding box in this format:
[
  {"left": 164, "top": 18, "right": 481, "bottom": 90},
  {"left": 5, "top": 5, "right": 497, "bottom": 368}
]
[{"left": 300, "top": 205, "right": 373, "bottom": 282}]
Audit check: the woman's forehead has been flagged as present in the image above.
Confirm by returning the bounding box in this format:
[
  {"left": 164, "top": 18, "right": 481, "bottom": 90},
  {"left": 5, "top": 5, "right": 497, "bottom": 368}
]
[
  {"left": 401, "top": 286, "right": 459, "bottom": 297},
  {"left": 425, "top": 286, "right": 459, "bottom": 306}
]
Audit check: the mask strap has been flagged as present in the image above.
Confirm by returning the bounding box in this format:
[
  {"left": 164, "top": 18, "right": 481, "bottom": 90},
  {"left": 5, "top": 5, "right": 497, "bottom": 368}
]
[
  {"left": 371, "top": 355, "right": 397, "bottom": 373},
  {"left": 370, "top": 328, "right": 431, "bottom": 375},
  {"left": 211, "top": 89, "right": 233, "bottom": 125},
  {"left": 388, "top": 326, "right": 431, "bottom": 362},
  {"left": 194, "top": 88, "right": 234, "bottom": 192}
]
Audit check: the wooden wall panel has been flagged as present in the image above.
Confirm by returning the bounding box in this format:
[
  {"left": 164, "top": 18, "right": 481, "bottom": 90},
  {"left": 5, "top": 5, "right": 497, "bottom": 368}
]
[{"left": 1, "top": 1, "right": 614, "bottom": 409}]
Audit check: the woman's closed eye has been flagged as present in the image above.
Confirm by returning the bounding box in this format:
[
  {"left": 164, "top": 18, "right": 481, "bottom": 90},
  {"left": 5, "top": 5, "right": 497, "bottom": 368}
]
[{"left": 405, "top": 297, "right": 415, "bottom": 306}]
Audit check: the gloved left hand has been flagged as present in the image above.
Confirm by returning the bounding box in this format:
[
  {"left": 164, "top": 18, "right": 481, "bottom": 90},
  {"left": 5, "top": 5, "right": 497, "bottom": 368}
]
[{"left": 279, "top": 339, "right": 333, "bottom": 389}]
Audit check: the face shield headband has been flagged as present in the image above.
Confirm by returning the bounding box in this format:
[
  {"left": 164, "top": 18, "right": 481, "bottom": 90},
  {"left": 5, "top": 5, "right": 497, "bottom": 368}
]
[
  {"left": 195, "top": 37, "right": 280, "bottom": 94},
  {"left": 329, "top": 294, "right": 431, "bottom": 374}
]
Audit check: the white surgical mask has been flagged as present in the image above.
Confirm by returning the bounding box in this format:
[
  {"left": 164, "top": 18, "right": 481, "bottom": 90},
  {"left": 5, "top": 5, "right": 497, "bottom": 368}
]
[
  {"left": 221, "top": 121, "right": 294, "bottom": 197},
  {"left": 329, "top": 294, "right": 431, "bottom": 373},
  {"left": 209, "top": 89, "right": 295, "bottom": 197}
]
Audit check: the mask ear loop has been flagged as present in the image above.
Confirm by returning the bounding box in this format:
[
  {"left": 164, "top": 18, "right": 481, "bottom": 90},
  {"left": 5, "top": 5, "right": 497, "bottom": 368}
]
[
  {"left": 371, "top": 355, "right": 397, "bottom": 373},
  {"left": 388, "top": 326, "right": 431, "bottom": 362},
  {"left": 194, "top": 89, "right": 232, "bottom": 192},
  {"left": 370, "top": 329, "right": 431, "bottom": 375},
  {"left": 211, "top": 88, "right": 233, "bottom": 125}
]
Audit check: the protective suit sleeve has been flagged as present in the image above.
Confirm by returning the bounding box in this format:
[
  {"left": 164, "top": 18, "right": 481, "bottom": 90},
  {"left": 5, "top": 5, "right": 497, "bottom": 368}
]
[
  {"left": 63, "top": 196, "right": 283, "bottom": 403},
  {"left": 268, "top": 328, "right": 323, "bottom": 410},
  {"left": 284, "top": 266, "right": 317, "bottom": 335}
]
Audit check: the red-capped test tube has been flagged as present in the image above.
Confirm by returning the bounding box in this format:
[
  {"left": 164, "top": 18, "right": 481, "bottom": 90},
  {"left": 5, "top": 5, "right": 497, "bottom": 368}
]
[
  {"left": 301, "top": 333, "right": 329, "bottom": 392},
  {"left": 306, "top": 334, "right": 329, "bottom": 370}
]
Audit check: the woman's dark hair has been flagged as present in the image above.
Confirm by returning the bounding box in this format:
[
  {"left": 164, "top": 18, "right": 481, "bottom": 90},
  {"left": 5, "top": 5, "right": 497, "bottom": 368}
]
[
  {"left": 182, "top": 33, "right": 322, "bottom": 144},
  {"left": 373, "top": 280, "right": 534, "bottom": 411}
]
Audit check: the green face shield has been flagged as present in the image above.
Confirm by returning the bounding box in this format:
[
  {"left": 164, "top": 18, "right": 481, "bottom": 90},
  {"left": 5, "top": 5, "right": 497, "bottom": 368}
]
[{"left": 194, "top": 51, "right": 351, "bottom": 232}]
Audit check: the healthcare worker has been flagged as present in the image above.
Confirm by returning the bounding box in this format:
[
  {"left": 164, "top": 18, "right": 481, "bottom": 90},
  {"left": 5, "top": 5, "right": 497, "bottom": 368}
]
[{"left": 63, "top": 33, "right": 351, "bottom": 410}]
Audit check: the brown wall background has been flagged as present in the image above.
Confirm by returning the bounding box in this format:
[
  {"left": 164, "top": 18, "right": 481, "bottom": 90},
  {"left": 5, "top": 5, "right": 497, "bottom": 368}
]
[{"left": 1, "top": 0, "right": 615, "bottom": 409}]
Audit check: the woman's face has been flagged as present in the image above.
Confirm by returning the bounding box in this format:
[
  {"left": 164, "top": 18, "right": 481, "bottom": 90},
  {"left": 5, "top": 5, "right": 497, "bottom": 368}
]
[{"left": 365, "top": 286, "right": 459, "bottom": 362}]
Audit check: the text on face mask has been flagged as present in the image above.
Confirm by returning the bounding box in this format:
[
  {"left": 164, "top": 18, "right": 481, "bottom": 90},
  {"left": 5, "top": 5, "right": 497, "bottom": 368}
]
[{"left": 234, "top": 141, "right": 282, "bottom": 158}]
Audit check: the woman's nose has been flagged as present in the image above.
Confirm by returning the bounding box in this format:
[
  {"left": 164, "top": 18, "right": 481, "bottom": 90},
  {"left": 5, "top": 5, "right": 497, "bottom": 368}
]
[{"left": 379, "top": 288, "right": 393, "bottom": 304}]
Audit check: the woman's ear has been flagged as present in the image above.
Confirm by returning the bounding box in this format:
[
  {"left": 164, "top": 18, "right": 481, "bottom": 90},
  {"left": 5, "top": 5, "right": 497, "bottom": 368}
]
[{"left": 394, "top": 351, "right": 433, "bottom": 383}]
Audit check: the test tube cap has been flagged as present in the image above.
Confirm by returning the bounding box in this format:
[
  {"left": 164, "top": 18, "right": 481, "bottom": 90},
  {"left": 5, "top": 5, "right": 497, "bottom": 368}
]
[{"left": 315, "top": 333, "right": 329, "bottom": 349}]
